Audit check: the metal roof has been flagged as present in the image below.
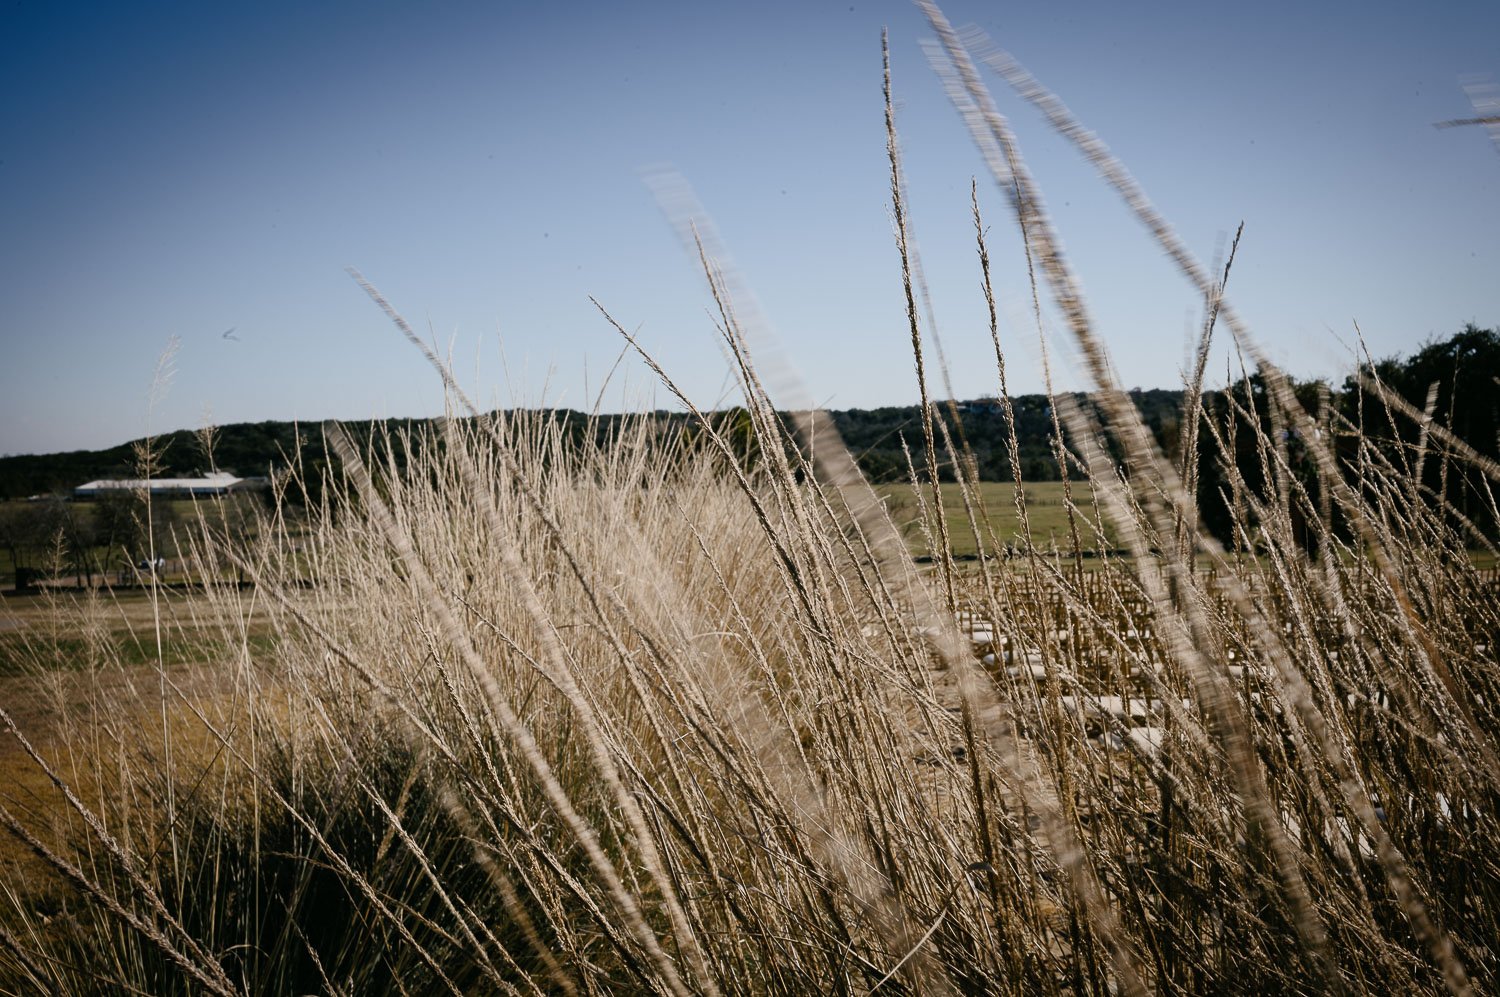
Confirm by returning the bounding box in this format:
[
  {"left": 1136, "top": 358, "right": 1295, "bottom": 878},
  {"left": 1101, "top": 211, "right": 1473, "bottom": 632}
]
[{"left": 75, "top": 472, "right": 243, "bottom": 493}]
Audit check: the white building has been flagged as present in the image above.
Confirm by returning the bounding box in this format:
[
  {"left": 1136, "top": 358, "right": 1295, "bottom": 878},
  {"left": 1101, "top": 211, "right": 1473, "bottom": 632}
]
[{"left": 74, "top": 471, "right": 246, "bottom": 499}]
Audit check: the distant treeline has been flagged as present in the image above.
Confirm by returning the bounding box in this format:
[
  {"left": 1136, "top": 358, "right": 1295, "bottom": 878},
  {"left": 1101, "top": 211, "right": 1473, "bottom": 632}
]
[
  {"left": 3, "top": 325, "right": 1495, "bottom": 539},
  {"left": 0, "top": 398, "right": 1153, "bottom": 501}
]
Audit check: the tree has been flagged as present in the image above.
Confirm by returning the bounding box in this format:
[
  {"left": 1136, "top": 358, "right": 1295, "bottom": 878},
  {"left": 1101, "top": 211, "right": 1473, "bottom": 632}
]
[
  {"left": 93, "top": 490, "right": 147, "bottom": 573},
  {"left": 0, "top": 498, "right": 93, "bottom": 589},
  {"left": 1343, "top": 324, "right": 1500, "bottom": 531}
]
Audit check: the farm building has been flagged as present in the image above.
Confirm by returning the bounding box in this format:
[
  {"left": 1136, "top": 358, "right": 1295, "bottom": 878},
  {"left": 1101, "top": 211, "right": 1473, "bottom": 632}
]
[{"left": 74, "top": 471, "right": 248, "bottom": 499}]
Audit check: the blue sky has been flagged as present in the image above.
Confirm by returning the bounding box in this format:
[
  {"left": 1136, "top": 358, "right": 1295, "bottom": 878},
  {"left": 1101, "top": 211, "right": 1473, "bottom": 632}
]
[{"left": 2, "top": 1, "right": 1496, "bottom": 456}]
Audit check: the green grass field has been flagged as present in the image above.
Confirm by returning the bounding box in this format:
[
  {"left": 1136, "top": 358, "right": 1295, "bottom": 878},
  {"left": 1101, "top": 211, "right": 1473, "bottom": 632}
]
[{"left": 878, "top": 480, "right": 1121, "bottom": 558}]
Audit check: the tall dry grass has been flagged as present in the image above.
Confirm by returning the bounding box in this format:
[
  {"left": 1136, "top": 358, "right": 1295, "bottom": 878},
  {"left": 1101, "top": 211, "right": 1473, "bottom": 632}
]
[{"left": 4, "top": 7, "right": 1499, "bottom": 994}]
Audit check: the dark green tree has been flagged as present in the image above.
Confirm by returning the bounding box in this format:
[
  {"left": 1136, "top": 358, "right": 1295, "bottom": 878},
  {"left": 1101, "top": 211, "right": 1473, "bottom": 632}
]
[
  {"left": 92, "top": 490, "right": 148, "bottom": 572},
  {"left": 1342, "top": 324, "right": 1500, "bottom": 532}
]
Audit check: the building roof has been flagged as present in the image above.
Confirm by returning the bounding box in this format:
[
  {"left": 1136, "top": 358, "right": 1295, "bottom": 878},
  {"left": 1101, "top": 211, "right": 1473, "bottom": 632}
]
[{"left": 75, "top": 472, "right": 243, "bottom": 493}]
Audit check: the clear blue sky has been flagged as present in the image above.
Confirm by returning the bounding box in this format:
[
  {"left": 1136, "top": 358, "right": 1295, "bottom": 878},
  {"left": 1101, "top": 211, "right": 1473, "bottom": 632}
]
[{"left": 3, "top": 1, "right": 1496, "bottom": 456}]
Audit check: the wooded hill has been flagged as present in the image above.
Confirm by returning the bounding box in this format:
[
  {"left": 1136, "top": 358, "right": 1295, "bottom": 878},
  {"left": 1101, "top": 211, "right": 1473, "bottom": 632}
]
[
  {"left": 0, "top": 392, "right": 1185, "bottom": 501},
  {"left": 3, "top": 324, "right": 1495, "bottom": 537}
]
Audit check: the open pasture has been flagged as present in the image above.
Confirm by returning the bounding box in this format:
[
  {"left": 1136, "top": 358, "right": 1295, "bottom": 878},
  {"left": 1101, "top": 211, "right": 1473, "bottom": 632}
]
[{"left": 879, "top": 479, "right": 1123, "bottom": 559}]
